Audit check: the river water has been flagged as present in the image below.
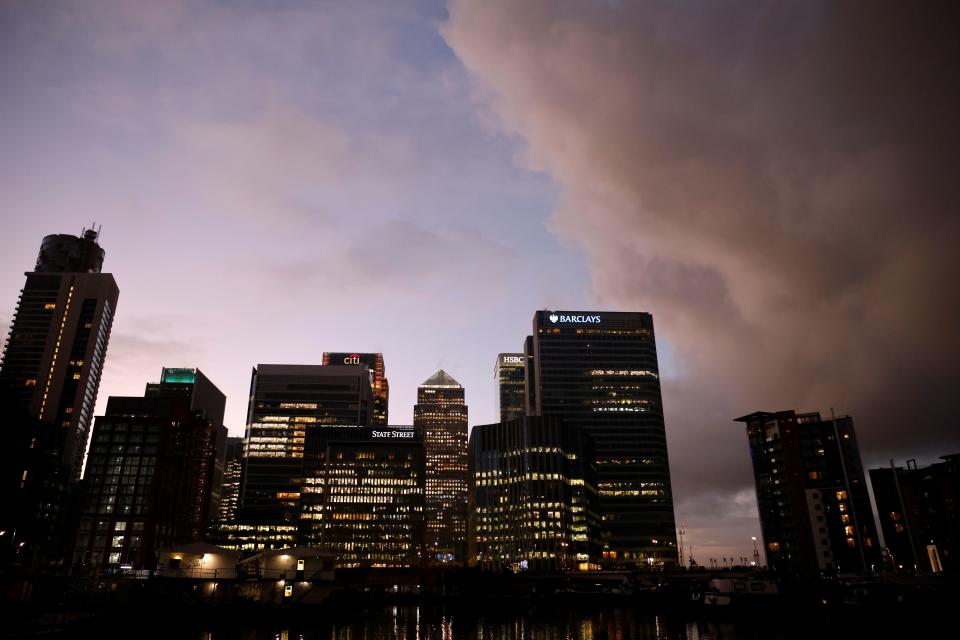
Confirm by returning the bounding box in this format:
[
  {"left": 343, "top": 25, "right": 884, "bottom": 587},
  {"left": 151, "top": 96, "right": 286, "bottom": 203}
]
[{"left": 186, "top": 605, "right": 800, "bottom": 640}]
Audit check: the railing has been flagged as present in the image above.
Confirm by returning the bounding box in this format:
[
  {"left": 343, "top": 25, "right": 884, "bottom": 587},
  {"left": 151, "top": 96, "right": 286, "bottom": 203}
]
[
  {"left": 154, "top": 567, "right": 236, "bottom": 579},
  {"left": 154, "top": 566, "right": 334, "bottom": 580}
]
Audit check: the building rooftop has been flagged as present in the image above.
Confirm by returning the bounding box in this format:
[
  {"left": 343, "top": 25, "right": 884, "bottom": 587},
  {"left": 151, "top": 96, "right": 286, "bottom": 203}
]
[{"left": 420, "top": 369, "right": 461, "bottom": 388}]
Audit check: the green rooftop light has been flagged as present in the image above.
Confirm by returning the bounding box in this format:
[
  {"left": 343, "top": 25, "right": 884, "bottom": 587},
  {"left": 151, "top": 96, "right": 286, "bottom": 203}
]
[{"left": 161, "top": 368, "right": 196, "bottom": 384}]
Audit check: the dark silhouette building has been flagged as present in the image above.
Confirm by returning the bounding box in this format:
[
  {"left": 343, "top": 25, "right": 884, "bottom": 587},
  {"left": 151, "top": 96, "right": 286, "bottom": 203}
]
[
  {"left": 0, "top": 228, "right": 119, "bottom": 569},
  {"left": 870, "top": 454, "right": 960, "bottom": 573},
  {"left": 239, "top": 364, "right": 375, "bottom": 547},
  {"left": 735, "top": 410, "right": 880, "bottom": 573},
  {"left": 468, "top": 416, "right": 600, "bottom": 571},
  {"left": 524, "top": 310, "right": 677, "bottom": 566},
  {"left": 414, "top": 370, "right": 468, "bottom": 563},
  {"left": 71, "top": 368, "right": 226, "bottom": 572},
  {"left": 322, "top": 352, "right": 389, "bottom": 425},
  {"left": 495, "top": 353, "right": 526, "bottom": 422}
]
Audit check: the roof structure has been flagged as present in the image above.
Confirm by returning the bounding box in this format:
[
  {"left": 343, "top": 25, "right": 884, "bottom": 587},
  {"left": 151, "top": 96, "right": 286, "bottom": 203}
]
[{"left": 420, "top": 369, "right": 461, "bottom": 388}]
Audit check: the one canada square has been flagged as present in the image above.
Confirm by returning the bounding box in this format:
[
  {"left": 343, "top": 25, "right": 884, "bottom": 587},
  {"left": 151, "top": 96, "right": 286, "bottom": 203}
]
[{"left": 525, "top": 310, "right": 677, "bottom": 565}]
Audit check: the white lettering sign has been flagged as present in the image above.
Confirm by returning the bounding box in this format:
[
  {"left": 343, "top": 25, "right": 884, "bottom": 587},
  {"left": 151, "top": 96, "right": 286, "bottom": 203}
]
[
  {"left": 548, "top": 313, "right": 601, "bottom": 324},
  {"left": 372, "top": 430, "right": 415, "bottom": 439},
  {"left": 343, "top": 354, "right": 361, "bottom": 365},
  {"left": 501, "top": 356, "right": 525, "bottom": 364}
]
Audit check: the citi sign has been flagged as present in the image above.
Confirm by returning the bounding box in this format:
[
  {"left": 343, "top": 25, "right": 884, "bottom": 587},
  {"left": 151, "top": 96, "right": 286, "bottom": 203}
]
[
  {"left": 343, "top": 354, "right": 362, "bottom": 365},
  {"left": 548, "top": 313, "right": 601, "bottom": 324}
]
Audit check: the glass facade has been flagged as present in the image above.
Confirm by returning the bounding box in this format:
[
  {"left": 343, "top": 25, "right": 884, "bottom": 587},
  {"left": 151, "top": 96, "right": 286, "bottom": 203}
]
[
  {"left": 302, "top": 425, "right": 425, "bottom": 567},
  {"left": 495, "top": 353, "right": 526, "bottom": 422},
  {"left": 414, "top": 370, "right": 468, "bottom": 563},
  {"left": 240, "top": 364, "right": 376, "bottom": 543},
  {"left": 322, "top": 352, "right": 389, "bottom": 425},
  {"left": 469, "top": 416, "right": 600, "bottom": 571},
  {"left": 526, "top": 310, "right": 677, "bottom": 566}
]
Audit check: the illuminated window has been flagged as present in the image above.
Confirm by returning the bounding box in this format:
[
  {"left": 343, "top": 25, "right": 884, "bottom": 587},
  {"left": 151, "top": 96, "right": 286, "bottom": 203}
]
[
  {"left": 25, "top": 378, "right": 37, "bottom": 387},
  {"left": 44, "top": 303, "right": 56, "bottom": 310}
]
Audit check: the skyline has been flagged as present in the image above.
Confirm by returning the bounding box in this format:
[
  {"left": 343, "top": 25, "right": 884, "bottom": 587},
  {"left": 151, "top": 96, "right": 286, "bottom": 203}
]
[{"left": 2, "top": 0, "right": 958, "bottom": 563}]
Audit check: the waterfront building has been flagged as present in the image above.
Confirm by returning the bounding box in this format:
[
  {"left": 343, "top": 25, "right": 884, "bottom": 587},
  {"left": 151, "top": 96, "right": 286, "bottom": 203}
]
[
  {"left": 870, "top": 454, "right": 960, "bottom": 573},
  {"left": 239, "top": 364, "right": 375, "bottom": 544},
  {"left": 414, "top": 370, "right": 468, "bottom": 563},
  {"left": 302, "top": 425, "right": 426, "bottom": 567},
  {"left": 524, "top": 310, "right": 677, "bottom": 565},
  {"left": 323, "top": 352, "right": 389, "bottom": 425},
  {"left": 495, "top": 353, "right": 526, "bottom": 422},
  {"left": 0, "top": 228, "right": 119, "bottom": 569},
  {"left": 735, "top": 410, "right": 880, "bottom": 573},
  {"left": 72, "top": 368, "right": 227, "bottom": 572},
  {"left": 468, "top": 416, "right": 600, "bottom": 571}
]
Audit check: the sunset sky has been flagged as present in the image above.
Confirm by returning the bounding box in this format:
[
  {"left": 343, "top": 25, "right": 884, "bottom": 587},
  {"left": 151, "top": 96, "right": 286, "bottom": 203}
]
[{"left": 1, "top": 0, "right": 957, "bottom": 561}]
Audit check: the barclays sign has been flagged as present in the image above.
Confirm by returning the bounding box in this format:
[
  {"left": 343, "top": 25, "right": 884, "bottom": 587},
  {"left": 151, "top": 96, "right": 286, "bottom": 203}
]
[{"left": 547, "top": 313, "right": 601, "bottom": 324}]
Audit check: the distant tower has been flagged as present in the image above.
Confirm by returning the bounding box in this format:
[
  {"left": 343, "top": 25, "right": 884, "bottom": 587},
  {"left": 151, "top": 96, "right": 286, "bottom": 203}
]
[
  {"left": 0, "top": 227, "right": 119, "bottom": 569},
  {"left": 494, "top": 353, "right": 526, "bottom": 422},
  {"left": 414, "top": 370, "right": 468, "bottom": 564},
  {"left": 322, "top": 352, "right": 389, "bottom": 425}
]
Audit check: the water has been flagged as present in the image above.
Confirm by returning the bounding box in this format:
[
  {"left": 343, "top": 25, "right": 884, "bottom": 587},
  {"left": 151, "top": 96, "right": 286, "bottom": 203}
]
[{"left": 184, "top": 605, "right": 789, "bottom": 640}]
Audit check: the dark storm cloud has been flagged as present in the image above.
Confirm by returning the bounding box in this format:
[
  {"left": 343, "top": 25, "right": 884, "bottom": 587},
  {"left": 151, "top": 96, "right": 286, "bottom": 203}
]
[{"left": 446, "top": 0, "right": 960, "bottom": 553}]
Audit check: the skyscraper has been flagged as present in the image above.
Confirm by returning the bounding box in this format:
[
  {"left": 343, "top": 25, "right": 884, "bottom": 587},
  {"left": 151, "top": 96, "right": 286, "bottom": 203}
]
[
  {"left": 414, "top": 370, "right": 468, "bottom": 563},
  {"left": 525, "top": 310, "right": 677, "bottom": 565},
  {"left": 495, "top": 353, "right": 526, "bottom": 422},
  {"left": 305, "top": 425, "right": 425, "bottom": 567},
  {"left": 0, "top": 228, "right": 119, "bottom": 568},
  {"left": 322, "top": 352, "right": 389, "bottom": 425},
  {"left": 240, "top": 364, "right": 375, "bottom": 544},
  {"left": 735, "top": 410, "right": 880, "bottom": 573},
  {"left": 469, "top": 416, "right": 600, "bottom": 571},
  {"left": 217, "top": 436, "right": 244, "bottom": 523},
  {"left": 71, "top": 368, "right": 226, "bottom": 572}
]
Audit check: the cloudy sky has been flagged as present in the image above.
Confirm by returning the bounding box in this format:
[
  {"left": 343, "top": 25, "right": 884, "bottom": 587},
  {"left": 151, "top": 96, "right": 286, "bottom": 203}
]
[{"left": 1, "top": 0, "right": 957, "bottom": 561}]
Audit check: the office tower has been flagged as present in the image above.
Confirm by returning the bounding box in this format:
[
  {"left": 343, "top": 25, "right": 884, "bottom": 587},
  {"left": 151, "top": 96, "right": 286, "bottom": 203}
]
[
  {"left": 71, "top": 368, "right": 226, "bottom": 572},
  {"left": 0, "top": 228, "right": 119, "bottom": 568},
  {"left": 469, "top": 416, "right": 600, "bottom": 571},
  {"left": 734, "top": 410, "right": 880, "bottom": 573},
  {"left": 525, "top": 310, "right": 677, "bottom": 565},
  {"left": 323, "top": 352, "right": 389, "bottom": 425},
  {"left": 414, "top": 370, "right": 468, "bottom": 563},
  {"left": 240, "top": 364, "right": 375, "bottom": 544},
  {"left": 495, "top": 353, "right": 526, "bottom": 422},
  {"left": 303, "top": 425, "right": 425, "bottom": 567},
  {"left": 870, "top": 454, "right": 960, "bottom": 573},
  {"left": 217, "top": 437, "right": 244, "bottom": 522}
]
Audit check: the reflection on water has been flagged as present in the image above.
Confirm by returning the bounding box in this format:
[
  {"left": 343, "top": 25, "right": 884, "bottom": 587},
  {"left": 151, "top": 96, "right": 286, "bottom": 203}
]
[{"left": 192, "top": 606, "right": 789, "bottom": 640}]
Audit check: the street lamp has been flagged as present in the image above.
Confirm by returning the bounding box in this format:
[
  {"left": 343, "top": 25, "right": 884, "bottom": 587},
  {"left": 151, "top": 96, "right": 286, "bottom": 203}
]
[{"left": 751, "top": 536, "right": 760, "bottom": 568}]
